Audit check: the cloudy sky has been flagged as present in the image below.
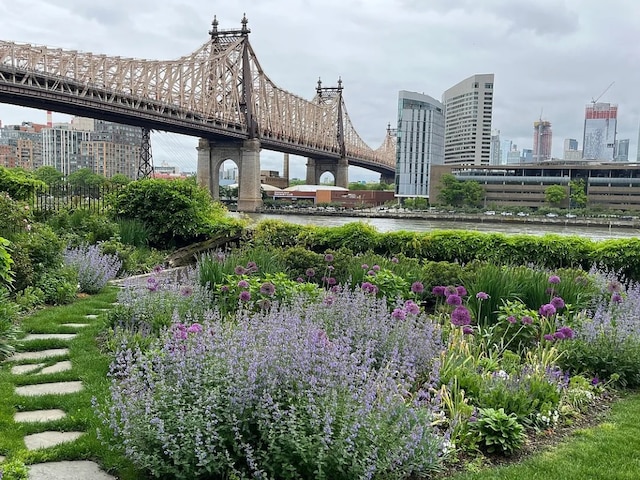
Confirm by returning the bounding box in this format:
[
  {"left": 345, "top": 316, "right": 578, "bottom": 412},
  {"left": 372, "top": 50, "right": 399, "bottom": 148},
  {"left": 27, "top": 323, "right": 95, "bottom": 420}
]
[{"left": 1, "top": 0, "right": 639, "bottom": 181}]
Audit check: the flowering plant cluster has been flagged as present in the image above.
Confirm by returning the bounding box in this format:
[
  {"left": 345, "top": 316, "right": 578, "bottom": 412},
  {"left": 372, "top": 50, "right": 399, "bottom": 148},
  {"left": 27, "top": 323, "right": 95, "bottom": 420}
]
[
  {"left": 63, "top": 243, "right": 122, "bottom": 294},
  {"left": 98, "top": 288, "right": 447, "bottom": 479}
]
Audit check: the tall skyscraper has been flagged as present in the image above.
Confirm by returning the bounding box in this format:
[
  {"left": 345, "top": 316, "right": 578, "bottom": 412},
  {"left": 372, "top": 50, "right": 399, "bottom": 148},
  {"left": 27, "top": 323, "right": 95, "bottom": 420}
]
[
  {"left": 564, "top": 138, "right": 578, "bottom": 152},
  {"left": 563, "top": 138, "right": 582, "bottom": 160},
  {"left": 490, "top": 129, "right": 501, "bottom": 165},
  {"left": 582, "top": 103, "right": 617, "bottom": 160},
  {"left": 42, "top": 124, "right": 91, "bottom": 176},
  {"left": 615, "top": 139, "right": 629, "bottom": 162},
  {"left": 395, "top": 91, "right": 445, "bottom": 198},
  {"left": 442, "top": 73, "right": 494, "bottom": 165},
  {"left": 533, "top": 120, "right": 552, "bottom": 161}
]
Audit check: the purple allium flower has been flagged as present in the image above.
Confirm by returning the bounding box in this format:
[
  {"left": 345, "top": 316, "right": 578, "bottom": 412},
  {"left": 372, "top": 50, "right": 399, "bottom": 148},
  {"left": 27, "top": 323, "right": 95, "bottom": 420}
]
[
  {"left": 607, "top": 280, "right": 623, "bottom": 293},
  {"left": 432, "top": 286, "right": 446, "bottom": 296},
  {"left": 392, "top": 308, "right": 406, "bottom": 320},
  {"left": 367, "top": 270, "right": 376, "bottom": 276},
  {"left": 521, "top": 315, "right": 533, "bottom": 325},
  {"left": 324, "top": 253, "right": 334, "bottom": 262},
  {"left": 325, "top": 277, "right": 336, "bottom": 286},
  {"left": 257, "top": 299, "right": 272, "bottom": 310},
  {"left": 234, "top": 265, "right": 246, "bottom": 275},
  {"left": 239, "top": 290, "right": 251, "bottom": 302},
  {"left": 331, "top": 285, "right": 340, "bottom": 293},
  {"left": 539, "top": 303, "right": 557, "bottom": 317},
  {"left": 404, "top": 300, "right": 420, "bottom": 315},
  {"left": 323, "top": 295, "right": 335, "bottom": 305},
  {"left": 147, "top": 277, "right": 157, "bottom": 285},
  {"left": 591, "top": 376, "right": 600, "bottom": 385},
  {"left": 306, "top": 268, "right": 316, "bottom": 277},
  {"left": 507, "top": 315, "right": 517, "bottom": 324},
  {"left": 543, "top": 334, "right": 555, "bottom": 342},
  {"left": 548, "top": 275, "right": 561, "bottom": 284},
  {"left": 152, "top": 264, "right": 163, "bottom": 274},
  {"left": 361, "top": 282, "right": 377, "bottom": 294},
  {"left": 476, "top": 292, "right": 489, "bottom": 300},
  {"left": 297, "top": 277, "right": 304, "bottom": 283},
  {"left": 259, "top": 282, "right": 276, "bottom": 296},
  {"left": 462, "top": 326, "right": 474, "bottom": 335},
  {"left": 411, "top": 281, "right": 425, "bottom": 294},
  {"left": 246, "top": 261, "right": 258, "bottom": 272},
  {"left": 180, "top": 286, "right": 193, "bottom": 297},
  {"left": 456, "top": 286, "right": 467, "bottom": 296},
  {"left": 612, "top": 292, "right": 623, "bottom": 303},
  {"left": 446, "top": 294, "right": 462, "bottom": 306},
  {"left": 444, "top": 286, "right": 458, "bottom": 297},
  {"left": 187, "top": 323, "right": 203, "bottom": 334},
  {"left": 451, "top": 306, "right": 472, "bottom": 326},
  {"left": 220, "top": 285, "right": 230, "bottom": 293},
  {"left": 372, "top": 265, "right": 381, "bottom": 272},
  {"left": 554, "top": 331, "right": 566, "bottom": 340},
  {"left": 327, "top": 265, "right": 335, "bottom": 271},
  {"left": 551, "top": 296, "right": 565, "bottom": 310},
  {"left": 237, "top": 280, "right": 249, "bottom": 289},
  {"left": 361, "top": 264, "right": 369, "bottom": 270},
  {"left": 391, "top": 257, "right": 399, "bottom": 264},
  {"left": 147, "top": 283, "right": 158, "bottom": 292},
  {"left": 558, "top": 326, "right": 574, "bottom": 339}
]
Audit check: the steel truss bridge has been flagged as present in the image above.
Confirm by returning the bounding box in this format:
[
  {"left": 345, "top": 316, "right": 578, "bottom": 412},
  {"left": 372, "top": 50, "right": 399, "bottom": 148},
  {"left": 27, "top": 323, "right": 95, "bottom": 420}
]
[{"left": 0, "top": 15, "right": 395, "bottom": 165}]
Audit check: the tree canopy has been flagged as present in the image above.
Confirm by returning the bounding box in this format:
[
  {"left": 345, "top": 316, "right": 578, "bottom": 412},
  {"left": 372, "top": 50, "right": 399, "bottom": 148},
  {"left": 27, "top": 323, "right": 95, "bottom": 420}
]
[{"left": 437, "top": 174, "right": 484, "bottom": 208}]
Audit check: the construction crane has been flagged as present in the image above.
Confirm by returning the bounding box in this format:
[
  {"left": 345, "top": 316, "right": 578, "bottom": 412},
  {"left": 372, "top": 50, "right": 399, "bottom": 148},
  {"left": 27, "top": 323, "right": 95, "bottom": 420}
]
[{"left": 591, "top": 81, "right": 615, "bottom": 104}]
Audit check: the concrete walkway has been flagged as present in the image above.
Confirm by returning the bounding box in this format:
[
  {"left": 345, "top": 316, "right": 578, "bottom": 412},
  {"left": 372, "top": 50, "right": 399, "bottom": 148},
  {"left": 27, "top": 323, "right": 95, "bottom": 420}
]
[{"left": 2, "top": 306, "right": 116, "bottom": 479}]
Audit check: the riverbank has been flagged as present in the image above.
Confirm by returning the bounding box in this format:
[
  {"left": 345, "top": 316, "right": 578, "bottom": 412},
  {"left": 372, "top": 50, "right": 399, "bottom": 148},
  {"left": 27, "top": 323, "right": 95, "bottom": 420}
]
[{"left": 258, "top": 208, "right": 640, "bottom": 229}]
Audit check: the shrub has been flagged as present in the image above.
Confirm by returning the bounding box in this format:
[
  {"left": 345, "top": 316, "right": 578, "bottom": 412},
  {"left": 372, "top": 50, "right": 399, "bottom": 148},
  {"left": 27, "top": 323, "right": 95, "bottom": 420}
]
[
  {"left": 0, "top": 287, "right": 20, "bottom": 360},
  {"left": 98, "top": 289, "right": 446, "bottom": 479},
  {"left": 63, "top": 244, "right": 122, "bottom": 294},
  {"left": 34, "top": 267, "right": 78, "bottom": 305},
  {"left": 469, "top": 407, "right": 526, "bottom": 455}
]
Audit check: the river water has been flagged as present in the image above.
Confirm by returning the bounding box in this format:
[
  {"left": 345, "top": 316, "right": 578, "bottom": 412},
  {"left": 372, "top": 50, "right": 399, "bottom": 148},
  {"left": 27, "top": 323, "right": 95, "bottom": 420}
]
[{"left": 234, "top": 213, "right": 640, "bottom": 242}]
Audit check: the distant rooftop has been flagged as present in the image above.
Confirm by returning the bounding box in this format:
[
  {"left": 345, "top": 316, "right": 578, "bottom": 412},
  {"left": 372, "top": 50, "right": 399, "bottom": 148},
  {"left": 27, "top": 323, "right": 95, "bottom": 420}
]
[{"left": 284, "top": 185, "right": 348, "bottom": 192}]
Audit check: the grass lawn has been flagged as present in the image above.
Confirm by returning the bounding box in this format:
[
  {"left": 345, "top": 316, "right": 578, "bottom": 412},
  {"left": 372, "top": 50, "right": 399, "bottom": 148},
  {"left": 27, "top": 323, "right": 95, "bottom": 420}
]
[
  {"left": 0, "top": 287, "right": 142, "bottom": 479},
  {"left": 444, "top": 391, "right": 640, "bottom": 480}
]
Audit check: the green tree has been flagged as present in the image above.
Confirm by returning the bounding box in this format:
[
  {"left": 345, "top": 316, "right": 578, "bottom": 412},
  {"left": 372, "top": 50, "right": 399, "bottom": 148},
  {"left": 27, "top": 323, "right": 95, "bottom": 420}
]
[
  {"left": 437, "top": 174, "right": 484, "bottom": 208},
  {"left": 544, "top": 185, "right": 567, "bottom": 207},
  {"left": 109, "top": 174, "right": 132, "bottom": 186},
  {"left": 34, "top": 166, "right": 63, "bottom": 186},
  {"left": 0, "top": 167, "right": 45, "bottom": 201},
  {"left": 68, "top": 168, "right": 107, "bottom": 189},
  {"left": 569, "top": 179, "right": 587, "bottom": 208}
]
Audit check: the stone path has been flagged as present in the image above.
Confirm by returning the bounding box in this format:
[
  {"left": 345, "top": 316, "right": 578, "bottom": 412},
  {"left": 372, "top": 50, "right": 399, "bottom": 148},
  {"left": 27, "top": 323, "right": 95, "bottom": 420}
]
[{"left": 1, "top": 307, "right": 116, "bottom": 479}]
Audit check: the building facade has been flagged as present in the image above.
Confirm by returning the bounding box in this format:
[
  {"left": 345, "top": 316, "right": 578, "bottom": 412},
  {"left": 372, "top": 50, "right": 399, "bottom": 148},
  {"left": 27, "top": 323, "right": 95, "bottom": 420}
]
[
  {"left": 442, "top": 74, "right": 494, "bottom": 166},
  {"left": 430, "top": 162, "right": 640, "bottom": 211},
  {"left": 395, "top": 91, "right": 445, "bottom": 198},
  {"left": 42, "top": 124, "right": 91, "bottom": 176},
  {"left": 583, "top": 103, "right": 617, "bottom": 160},
  {"left": 490, "top": 129, "right": 501, "bottom": 165},
  {"left": 533, "top": 120, "right": 552, "bottom": 161},
  {"left": 615, "top": 139, "right": 630, "bottom": 162}
]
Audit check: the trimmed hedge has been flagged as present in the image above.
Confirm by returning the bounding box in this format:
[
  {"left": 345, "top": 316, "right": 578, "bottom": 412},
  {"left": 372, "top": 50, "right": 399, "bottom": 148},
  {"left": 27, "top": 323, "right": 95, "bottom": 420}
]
[{"left": 251, "top": 220, "right": 640, "bottom": 280}]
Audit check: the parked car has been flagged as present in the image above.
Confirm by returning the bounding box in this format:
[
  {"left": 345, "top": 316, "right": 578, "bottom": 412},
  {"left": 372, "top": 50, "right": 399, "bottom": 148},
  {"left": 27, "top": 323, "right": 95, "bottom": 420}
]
[
  {"left": 546, "top": 213, "right": 559, "bottom": 217},
  {"left": 484, "top": 210, "right": 496, "bottom": 215}
]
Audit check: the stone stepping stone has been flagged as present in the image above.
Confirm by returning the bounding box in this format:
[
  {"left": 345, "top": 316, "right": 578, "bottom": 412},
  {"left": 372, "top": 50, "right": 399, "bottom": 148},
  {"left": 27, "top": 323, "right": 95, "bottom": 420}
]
[
  {"left": 39, "top": 361, "right": 72, "bottom": 375},
  {"left": 28, "top": 460, "right": 117, "bottom": 480},
  {"left": 15, "top": 381, "right": 83, "bottom": 397},
  {"left": 60, "top": 323, "right": 90, "bottom": 328},
  {"left": 0, "top": 454, "right": 5, "bottom": 462},
  {"left": 23, "top": 431, "right": 84, "bottom": 451},
  {"left": 11, "top": 363, "right": 45, "bottom": 375},
  {"left": 5, "top": 349, "right": 69, "bottom": 362},
  {"left": 23, "top": 334, "right": 77, "bottom": 342},
  {"left": 15, "top": 409, "right": 66, "bottom": 423},
  {"left": 85, "top": 314, "right": 99, "bottom": 319}
]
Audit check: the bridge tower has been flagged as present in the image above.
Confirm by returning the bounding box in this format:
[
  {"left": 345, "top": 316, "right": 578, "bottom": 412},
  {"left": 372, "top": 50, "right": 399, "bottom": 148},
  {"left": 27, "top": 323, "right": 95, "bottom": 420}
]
[
  {"left": 137, "top": 127, "right": 154, "bottom": 179},
  {"left": 306, "top": 78, "right": 349, "bottom": 188},
  {"left": 197, "top": 14, "right": 263, "bottom": 212}
]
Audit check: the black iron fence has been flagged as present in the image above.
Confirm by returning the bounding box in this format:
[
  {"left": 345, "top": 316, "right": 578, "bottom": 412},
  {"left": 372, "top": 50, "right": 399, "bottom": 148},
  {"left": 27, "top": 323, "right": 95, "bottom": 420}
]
[{"left": 30, "top": 183, "right": 122, "bottom": 215}]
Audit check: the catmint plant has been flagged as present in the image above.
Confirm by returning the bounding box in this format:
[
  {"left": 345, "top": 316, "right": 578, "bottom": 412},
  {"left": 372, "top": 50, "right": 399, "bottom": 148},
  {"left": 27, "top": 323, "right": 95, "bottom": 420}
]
[{"left": 63, "top": 243, "right": 122, "bottom": 294}]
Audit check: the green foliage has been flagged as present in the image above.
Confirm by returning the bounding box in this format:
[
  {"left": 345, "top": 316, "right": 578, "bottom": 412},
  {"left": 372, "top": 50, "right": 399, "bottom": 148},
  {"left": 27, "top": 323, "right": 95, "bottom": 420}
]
[
  {"left": 0, "top": 191, "right": 32, "bottom": 241},
  {"left": 107, "top": 178, "right": 243, "bottom": 248},
  {"left": 570, "top": 179, "right": 588, "bottom": 208},
  {"left": 558, "top": 337, "right": 640, "bottom": 388},
  {"left": 11, "top": 223, "right": 63, "bottom": 281},
  {"left": 115, "top": 217, "right": 151, "bottom": 247},
  {"left": 251, "top": 220, "right": 306, "bottom": 248},
  {"left": 98, "top": 239, "right": 166, "bottom": 276},
  {"left": 34, "top": 266, "right": 78, "bottom": 305},
  {"left": 590, "top": 238, "right": 640, "bottom": 281},
  {"left": 276, "top": 246, "right": 324, "bottom": 279},
  {"left": 67, "top": 168, "right": 108, "bottom": 189},
  {"left": 0, "top": 237, "right": 13, "bottom": 286},
  {"left": 0, "top": 286, "right": 20, "bottom": 359},
  {"left": 364, "top": 268, "right": 409, "bottom": 302},
  {"left": 0, "top": 166, "right": 45, "bottom": 201},
  {"left": 545, "top": 184, "right": 568, "bottom": 206},
  {"left": 33, "top": 165, "right": 64, "bottom": 186},
  {"left": 109, "top": 173, "right": 132, "bottom": 185},
  {"left": 0, "top": 458, "right": 29, "bottom": 480},
  {"left": 469, "top": 407, "right": 526, "bottom": 455},
  {"left": 437, "top": 173, "right": 485, "bottom": 208},
  {"left": 403, "top": 197, "right": 429, "bottom": 210}
]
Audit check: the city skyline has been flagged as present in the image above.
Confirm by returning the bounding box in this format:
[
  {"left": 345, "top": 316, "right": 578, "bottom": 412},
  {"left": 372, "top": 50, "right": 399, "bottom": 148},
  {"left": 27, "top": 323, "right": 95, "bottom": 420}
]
[{"left": 1, "top": 0, "right": 639, "bottom": 181}]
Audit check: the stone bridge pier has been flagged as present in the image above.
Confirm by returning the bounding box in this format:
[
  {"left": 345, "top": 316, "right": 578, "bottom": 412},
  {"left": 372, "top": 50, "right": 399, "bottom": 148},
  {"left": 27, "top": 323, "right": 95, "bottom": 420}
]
[
  {"left": 305, "top": 157, "right": 349, "bottom": 188},
  {"left": 197, "top": 138, "right": 262, "bottom": 212}
]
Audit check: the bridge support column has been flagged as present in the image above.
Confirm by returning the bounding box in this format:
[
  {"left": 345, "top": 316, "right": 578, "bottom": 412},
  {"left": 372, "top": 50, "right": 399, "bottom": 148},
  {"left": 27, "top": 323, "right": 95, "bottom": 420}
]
[
  {"left": 306, "top": 158, "right": 317, "bottom": 184},
  {"left": 380, "top": 172, "right": 395, "bottom": 186},
  {"left": 335, "top": 157, "right": 349, "bottom": 189},
  {"left": 237, "top": 139, "right": 262, "bottom": 212},
  {"left": 196, "top": 138, "right": 214, "bottom": 197}
]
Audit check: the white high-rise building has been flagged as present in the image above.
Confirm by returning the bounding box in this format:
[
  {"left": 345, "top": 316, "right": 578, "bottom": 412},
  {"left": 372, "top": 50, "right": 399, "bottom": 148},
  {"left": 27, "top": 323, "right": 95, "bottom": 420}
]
[
  {"left": 583, "top": 103, "right": 617, "bottom": 160},
  {"left": 442, "top": 73, "right": 494, "bottom": 165},
  {"left": 42, "top": 124, "right": 91, "bottom": 176},
  {"left": 395, "top": 91, "right": 445, "bottom": 198}
]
